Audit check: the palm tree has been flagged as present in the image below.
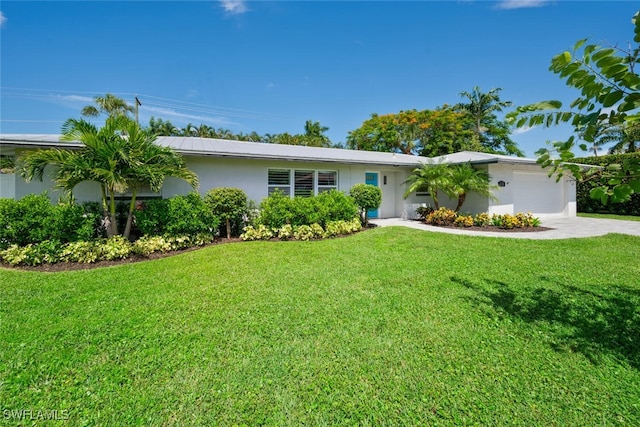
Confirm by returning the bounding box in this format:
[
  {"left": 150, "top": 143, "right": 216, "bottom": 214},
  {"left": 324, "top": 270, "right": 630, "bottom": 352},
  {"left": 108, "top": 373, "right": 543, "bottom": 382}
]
[
  {"left": 81, "top": 93, "right": 135, "bottom": 118},
  {"left": 116, "top": 119, "right": 199, "bottom": 238},
  {"left": 608, "top": 121, "right": 640, "bottom": 154},
  {"left": 445, "top": 163, "right": 496, "bottom": 212},
  {"left": 402, "top": 161, "right": 452, "bottom": 209},
  {"left": 456, "top": 87, "right": 523, "bottom": 156},
  {"left": 19, "top": 116, "right": 198, "bottom": 238}
]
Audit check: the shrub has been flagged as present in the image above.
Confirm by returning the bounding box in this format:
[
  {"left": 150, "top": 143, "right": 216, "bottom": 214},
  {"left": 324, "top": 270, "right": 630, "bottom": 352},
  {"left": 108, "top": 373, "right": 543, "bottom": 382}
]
[
  {"left": 425, "top": 208, "right": 457, "bottom": 226},
  {"left": 573, "top": 153, "right": 640, "bottom": 215},
  {"left": 0, "top": 195, "right": 100, "bottom": 249},
  {"left": 132, "top": 235, "right": 172, "bottom": 256},
  {"left": 241, "top": 225, "right": 275, "bottom": 241},
  {"left": 257, "top": 190, "right": 358, "bottom": 229},
  {"left": 257, "top": 190, "right": 293, "bottom": 229},
  {"left": 0, "top": 240, "right": 62, "bottom": 266},
  {"left": 416, "top": 205, "right": 435, "bottom": 221},
  {"left": 473, "top": 212, "right": 491, "bottom": 227},
  {"left": 277, "top": 224, "right": 294, "bottom": 241},
  {"left": 350, "top": 184, "right": 382, "bottom": 226},
  {"left": 454, "top": 215, "right": 474, "bottom": 227},
  {"left": 293, "top": 225, "right": 315, "bottom": 241},
  {"left": 315, "top": 190, "right": 359, "bottom": 225},
  {"left": 135, "top": 193, "right": 220, "bottom": 237},
  {"left": 204, "top": 187, "right": 249, "bottom": 238},
  {"left": 60, "top": 241, "right": 103, "bottom": 263},
  {"left": 99, "top": 236, "right": 133, "bottom": 261}
]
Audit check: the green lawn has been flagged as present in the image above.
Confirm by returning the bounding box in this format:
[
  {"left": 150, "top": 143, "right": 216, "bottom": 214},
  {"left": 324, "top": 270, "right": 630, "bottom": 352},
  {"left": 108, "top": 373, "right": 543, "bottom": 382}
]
[
  {"left": 2, "top": 228, "right": 639, "bottom": 425},
  {"left": 578, "top": 212, "right": 640, "bottom": 222}
]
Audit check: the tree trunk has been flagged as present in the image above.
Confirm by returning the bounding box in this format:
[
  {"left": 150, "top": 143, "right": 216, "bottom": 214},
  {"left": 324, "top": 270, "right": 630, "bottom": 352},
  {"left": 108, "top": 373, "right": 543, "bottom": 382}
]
[
  {"left": 455, "top": 193, "right": 466, "bottom": 212},
  {"left": 124, "top": 188, "right": 137, "bottom": 240},
  {"left": 100, "top": 185, "right": 111, "bottom": 237},
  {"left": 226, "top": 218, "right": 231, "bottom": 239},
  {"left": 108, "top": 190, "right": 118, "bottom": 237}
]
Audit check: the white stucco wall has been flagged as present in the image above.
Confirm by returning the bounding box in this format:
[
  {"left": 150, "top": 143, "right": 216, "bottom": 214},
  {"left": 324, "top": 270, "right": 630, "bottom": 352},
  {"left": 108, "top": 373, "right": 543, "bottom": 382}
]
[
  {"left": 161, "top": 156, "right": 411, "bottom": 218},
  {"left": 0, "top": 173, "right": 15, "bottom": 199}
]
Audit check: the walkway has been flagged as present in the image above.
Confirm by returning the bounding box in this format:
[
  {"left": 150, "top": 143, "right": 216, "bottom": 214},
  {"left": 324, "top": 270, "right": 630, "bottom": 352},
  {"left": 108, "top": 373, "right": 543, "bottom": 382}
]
[{"left": 369, "top": 217, "right": 640, "bottom": 240}]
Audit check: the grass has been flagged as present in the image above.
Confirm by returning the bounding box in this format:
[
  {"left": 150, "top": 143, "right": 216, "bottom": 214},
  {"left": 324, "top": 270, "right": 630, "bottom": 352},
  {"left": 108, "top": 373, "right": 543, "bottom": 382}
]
[
  {"left": 1, "top": 228, "right": 640, "bottom": 425},
  {"left": 578, "top": 212, "right": 640, "bottom": 222}
]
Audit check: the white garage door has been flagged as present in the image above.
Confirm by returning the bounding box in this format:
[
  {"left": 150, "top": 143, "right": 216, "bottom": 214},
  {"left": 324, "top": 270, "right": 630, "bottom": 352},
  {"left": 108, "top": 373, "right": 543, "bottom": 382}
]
[{"left": 513, "top": 172, "right": 563, "bottom": 215}]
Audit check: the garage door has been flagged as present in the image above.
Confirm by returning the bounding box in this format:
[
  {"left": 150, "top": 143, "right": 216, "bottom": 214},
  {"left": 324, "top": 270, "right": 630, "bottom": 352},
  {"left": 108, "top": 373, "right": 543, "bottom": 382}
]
[{"left": 513, "top": 172, "right": 563, "bottom": 215}]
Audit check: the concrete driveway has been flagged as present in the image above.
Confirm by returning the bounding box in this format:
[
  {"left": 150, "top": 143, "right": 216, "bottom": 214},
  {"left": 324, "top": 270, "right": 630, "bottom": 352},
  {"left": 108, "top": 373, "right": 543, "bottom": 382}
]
[{"left": 370, "top": 216, "right": 640, "bottom": 240}]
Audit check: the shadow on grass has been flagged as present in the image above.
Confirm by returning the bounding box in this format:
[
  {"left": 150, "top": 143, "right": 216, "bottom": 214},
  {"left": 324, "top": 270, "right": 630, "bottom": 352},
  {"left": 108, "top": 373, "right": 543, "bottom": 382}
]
[{"left": 452, "top": 276, "right": 640, "bottom": 369}]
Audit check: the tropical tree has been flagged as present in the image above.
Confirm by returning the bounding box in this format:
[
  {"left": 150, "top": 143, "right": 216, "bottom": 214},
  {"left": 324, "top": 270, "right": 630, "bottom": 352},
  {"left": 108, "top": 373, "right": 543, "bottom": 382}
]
[
  {"left": 81, "top": 93, "right": 135, "bottom": 118},
  {"left": 608, "top": 121, "right": 640, "bottom": 154},
  {"left": 446, "top": 163, "right": 496, "bottom": 212},
  {"left": 148, "top": 116, "right": 181, "bottom": 136},
  {"left": 402, "top": 161, "right": 452, "bottom": 209},
  {"left": 18, "top": 116, "right": 198, "bottom": 238},
  {"left": 507, "top": 11, "right": 640, "bottom": 204},
  {"left": 455, "top": 87, "right": 523, "bottom": 156},
  {"left": 347, "top": 108, "right": 477, "bottom": 156}
]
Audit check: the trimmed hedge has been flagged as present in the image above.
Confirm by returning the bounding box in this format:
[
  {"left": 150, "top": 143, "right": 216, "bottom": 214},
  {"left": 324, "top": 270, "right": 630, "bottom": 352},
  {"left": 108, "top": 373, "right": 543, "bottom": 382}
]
[
  {"left": 135, "top": 192, "right": 220, "bottom": 237},
  {"left": 257, "top": 189, "right": 358, "bottom": 229}
]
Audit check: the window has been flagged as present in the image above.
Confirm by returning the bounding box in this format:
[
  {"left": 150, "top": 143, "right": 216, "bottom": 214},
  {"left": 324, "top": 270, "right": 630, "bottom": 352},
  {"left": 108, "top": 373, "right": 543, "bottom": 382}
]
[
  {"left": 294, "top": 170, "right": 314, "bottom": 197},
  {"left": 268, "top": 169, "right": 291, "bottom": 195},
  {"left": 268, "top": 169, "right": 338, "bottom": 197},
  {"left": 317, "top": 171, "right": 337, "bottom": 193}
]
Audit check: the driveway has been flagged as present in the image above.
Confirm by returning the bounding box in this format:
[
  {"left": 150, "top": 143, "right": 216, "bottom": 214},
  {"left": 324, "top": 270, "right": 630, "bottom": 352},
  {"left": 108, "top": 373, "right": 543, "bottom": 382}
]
[{"left": 370, "top": 217, "right": 640, "bottom": 240}]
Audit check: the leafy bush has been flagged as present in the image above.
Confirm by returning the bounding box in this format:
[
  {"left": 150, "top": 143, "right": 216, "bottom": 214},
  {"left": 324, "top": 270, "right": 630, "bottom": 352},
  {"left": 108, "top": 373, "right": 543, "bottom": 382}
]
[
  {"left": 204, "top": 187, "right": 249, "bottom": 238},
  {"left": 257, "top": 190, "right": 293, "bottom": 229},
  {"left": 0, "top": 195, "right": 100, "bottom": 249},
  {"left": 60, "top": 237, "right": 132, "bottom": 263},
  {"left": 257, "top": 189, "right": 358, "bottom": 229},
  {"left": 573, "top": 153, "right": 640, "bottom": 215},
  {"left": 241, "top": 225, "right": 275, "bottom": 241},
  {"left": 454, "top": 215, "right": 474, "bottom": 227},
  {"left": 315, "top": 190, "right": 359, "bottom": 225},
  {"left": 425, "top": 207, "right": 457, "bottom": 226},
  {"left": 277, "top": 224, "right": 294, "bottom": 241},
  {"left": 293, "top": 225, "right": 315, "bottom": 241},
  {"left": 0, "top": 240, "right": 62, "bottom": 266},
  {"left": 132, "top": 235, "right": 172, "bottom": 256},
  {"left": 415, "top": 205, "right": 435, "bottom": 221},
  {"left": 473, "top": 213, "right": 491, "bottom": 227},
  {"left": 135, "top": 193, "right": 220, "bottom": 237},
  {"left": 350, "top": 184, "right": 382, "bottom": 225}
]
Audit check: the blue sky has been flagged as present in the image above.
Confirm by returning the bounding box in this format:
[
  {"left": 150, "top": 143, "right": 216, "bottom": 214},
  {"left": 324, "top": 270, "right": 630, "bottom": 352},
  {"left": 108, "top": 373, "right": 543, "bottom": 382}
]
[{"left": 1, "top": 1, "right": 638, "bottom": 157}]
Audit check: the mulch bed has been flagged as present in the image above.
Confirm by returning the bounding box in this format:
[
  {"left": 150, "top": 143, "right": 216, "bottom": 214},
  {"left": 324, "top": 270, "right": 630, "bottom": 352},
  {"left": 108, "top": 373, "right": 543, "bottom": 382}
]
[
  {"left": 1, "top": 238, "right": 243, "bottom": 273},
  {"left": 435, "top": 224, "right": 554, "bottom": 233},
  {"left": 1, "top": 223, "right": 551, "bottom": 273}
]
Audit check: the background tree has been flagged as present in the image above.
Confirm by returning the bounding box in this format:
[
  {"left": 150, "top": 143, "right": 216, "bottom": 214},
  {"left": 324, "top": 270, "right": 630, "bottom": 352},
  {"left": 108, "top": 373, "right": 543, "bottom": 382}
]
[
  {"left": 81, "top": 93, "right": 135, "bottom": 118},
  {"left": 454, "top": 87, "right": 523, "bottom": 156},
  {"left": 507, "top": 11, "right": 640, "bottom": 204},
  {"left": 346, "top": 108, "right": 478, "bottom": 156},
  {"left": 349, "top": 183, "right": 382, "bottom": 226}
]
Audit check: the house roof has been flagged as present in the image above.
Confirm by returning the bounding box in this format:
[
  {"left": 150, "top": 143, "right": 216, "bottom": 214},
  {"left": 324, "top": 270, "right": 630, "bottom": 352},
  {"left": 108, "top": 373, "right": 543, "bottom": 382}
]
[{"left": 0, "top": 134, "right": 540, "bottom": 167}]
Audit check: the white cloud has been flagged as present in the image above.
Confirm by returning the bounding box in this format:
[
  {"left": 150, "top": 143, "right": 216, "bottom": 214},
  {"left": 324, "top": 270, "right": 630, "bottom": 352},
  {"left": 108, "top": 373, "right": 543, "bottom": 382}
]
[
  {"left": 513, "top": 125, "right": 534, "bottom": 135},
  {"left": 494, "top": 0, "right": 551, "bottom": 10},
  {"left": 219, "top": 0, "right": 248, "bottom": 15},
  {"left": 0, "top": 11, "right": 7, "bottom": 28},
  {"left": 53, "top": 94, "right": 94, "bottom": 103},
  {"left": 142, "top": 105, "right": 238, "bottom": 127}
]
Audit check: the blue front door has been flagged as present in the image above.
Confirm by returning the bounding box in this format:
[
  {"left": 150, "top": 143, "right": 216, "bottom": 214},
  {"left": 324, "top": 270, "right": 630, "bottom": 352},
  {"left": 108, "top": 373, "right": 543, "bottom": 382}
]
[{"left": 365, "top": 172, "right": 379, "bottom": 219}]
